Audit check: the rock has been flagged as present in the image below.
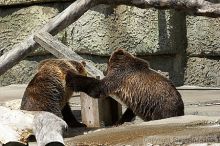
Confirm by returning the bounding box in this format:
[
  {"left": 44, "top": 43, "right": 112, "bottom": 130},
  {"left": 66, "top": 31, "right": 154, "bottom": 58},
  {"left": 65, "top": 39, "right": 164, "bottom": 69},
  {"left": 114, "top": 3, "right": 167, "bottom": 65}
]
[
  {"left": 3, "top": 99, "right": 22, "bottom": 110},
  {"left": 0, "top": 3, "right": 63, "bottom": 56},
  {"left": 184, "top": 57, "right": 220, "bottom": 87},
  {"left": 0, "top": 59, "right": 38, "bottom": 86},
  {"left": 66, "top": 6, "right": 184, "bottom": 56},
  {"left": 0, "top": 55, "right": 55, "bottom": 86},
  {"left": 187, "top": 16, "right": 220, "bottom": 56}
]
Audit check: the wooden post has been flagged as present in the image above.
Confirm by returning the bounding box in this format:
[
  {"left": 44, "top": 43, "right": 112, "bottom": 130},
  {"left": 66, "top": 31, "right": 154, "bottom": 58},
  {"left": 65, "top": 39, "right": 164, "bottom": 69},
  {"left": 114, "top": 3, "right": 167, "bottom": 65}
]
[
  {"left": 80, "top": 76, "right": 122, "bottom": 127},
  {"left": 80, "top": 93, "right": 122, "bottom": 127},
  {"left": 34, "top": 32, "right": 122, "bottom": 127}
]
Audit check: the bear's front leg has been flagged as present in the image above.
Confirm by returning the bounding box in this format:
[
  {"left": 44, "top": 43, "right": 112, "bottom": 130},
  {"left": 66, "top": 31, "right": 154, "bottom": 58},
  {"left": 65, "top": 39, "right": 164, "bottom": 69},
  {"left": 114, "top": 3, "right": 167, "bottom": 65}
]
[
  {"left": 61, "top": 103, "right": 86, "bottom": 128},
  {"left": 66, "top": 72, "right": 103, "bottom": 98}
]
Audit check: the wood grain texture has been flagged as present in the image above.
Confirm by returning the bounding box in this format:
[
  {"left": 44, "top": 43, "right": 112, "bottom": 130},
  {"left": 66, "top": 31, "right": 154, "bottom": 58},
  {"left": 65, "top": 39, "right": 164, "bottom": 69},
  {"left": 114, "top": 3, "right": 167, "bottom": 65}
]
[
  {"left": 34, "top": 32, "right": 103, "bottom": 77},
  {"left": 99, "top": 0, "right": 220, "bottom": 17}
]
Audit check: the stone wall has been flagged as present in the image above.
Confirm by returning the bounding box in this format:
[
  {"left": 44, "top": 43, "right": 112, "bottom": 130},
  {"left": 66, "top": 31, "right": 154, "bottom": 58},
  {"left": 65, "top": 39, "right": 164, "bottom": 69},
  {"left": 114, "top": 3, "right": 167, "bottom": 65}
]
[
  {"left": 0, "top": 2, "right": 66, "bottom": 86},
  {"left": 185, "top": 16, "right": 220, "bottom": 87},
  {"left": 0, "top": 0, "right": 219, "bottom": 87}
]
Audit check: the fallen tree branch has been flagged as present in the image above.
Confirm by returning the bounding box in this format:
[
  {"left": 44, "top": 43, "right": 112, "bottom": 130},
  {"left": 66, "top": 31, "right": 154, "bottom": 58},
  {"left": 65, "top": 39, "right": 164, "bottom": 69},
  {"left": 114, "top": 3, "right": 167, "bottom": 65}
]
[{"left": 99, "top": 0, "right": 220, "bottom": 17}]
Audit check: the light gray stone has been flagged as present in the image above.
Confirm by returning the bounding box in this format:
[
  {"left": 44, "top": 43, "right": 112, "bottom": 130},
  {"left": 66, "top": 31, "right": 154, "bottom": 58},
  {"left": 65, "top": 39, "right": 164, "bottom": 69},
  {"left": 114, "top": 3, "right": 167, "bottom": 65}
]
[
  {"left": 187, "top": 16, "right": 220, "bottom": 56},
  {"left": 0, "top": 59, "right": 37, "bottom": 86},
  {"left": 0, "top": 55, "right": 53, "bottom": 86},
  {"left": 65, "top": 5, "right": 180, "bottom": 56},
  {"left": 184, "top": 57, "right": 220, "bottom": 87},
  {"left": 0, "top": 3, "right": 63, "bottom": 56}
]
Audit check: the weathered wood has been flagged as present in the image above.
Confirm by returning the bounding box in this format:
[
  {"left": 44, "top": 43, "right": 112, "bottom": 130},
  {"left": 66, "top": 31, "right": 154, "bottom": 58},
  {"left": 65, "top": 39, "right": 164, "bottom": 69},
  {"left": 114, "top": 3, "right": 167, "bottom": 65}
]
[
  {"left": 0, "top": 0, "right": 97, "bottom": 76},
  {"left": 100, "top": 0, "right": 220, "bottom": 17},
  {"left": 34, "top": 32, "right": 122, "bottom": 127},
  {"left": 34, "top": 32, "right": 103, "bottom": 77},
  {"left": 80, "top": 93, "right": 122, "bottom": 127},
  {"left": 81, "top": 94, "right": 119, "bottom": 128},
  {"left": 80, "top": 93, "right": 102, "bottom": 127}
]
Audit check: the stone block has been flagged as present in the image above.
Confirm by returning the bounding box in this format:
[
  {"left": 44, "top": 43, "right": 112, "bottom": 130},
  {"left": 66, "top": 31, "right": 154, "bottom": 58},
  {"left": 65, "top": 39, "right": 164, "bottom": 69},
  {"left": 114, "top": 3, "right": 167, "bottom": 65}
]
[
  {"left": 187, "top": 16, "right": 220, "bottom": 56},
  {"left": 0, "top": 55, "right": 53, "bottom": 86},
  {"left": 65, "top": 5, "right": 183, "bottom": 56},
  {"left": 184, "top": 57, "right": 220, "bottom": 87},
  {"left": 0, "top": 3, "right": 63, "bottom": 56}
]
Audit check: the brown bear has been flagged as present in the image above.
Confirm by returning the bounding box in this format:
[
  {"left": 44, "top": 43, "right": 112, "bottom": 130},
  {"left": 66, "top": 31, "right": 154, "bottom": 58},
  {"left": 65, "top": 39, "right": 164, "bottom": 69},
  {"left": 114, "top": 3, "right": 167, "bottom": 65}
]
[
  {"left": 20, "top": 59, "right": 87, "bottom": 127},
  {"left": 67, "top": 48, "right": 184, "bottom": 125}
]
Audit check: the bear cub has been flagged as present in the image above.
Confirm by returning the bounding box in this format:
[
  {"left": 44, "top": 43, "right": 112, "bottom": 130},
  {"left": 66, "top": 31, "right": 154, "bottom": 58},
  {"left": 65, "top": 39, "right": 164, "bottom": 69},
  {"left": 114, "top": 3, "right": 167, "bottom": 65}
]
[
  {"left": 68, "top": 48, "right": 184, "bottom": 125},
  {"left": 20, "top": 59, "right": 87, "bottom": 127}
]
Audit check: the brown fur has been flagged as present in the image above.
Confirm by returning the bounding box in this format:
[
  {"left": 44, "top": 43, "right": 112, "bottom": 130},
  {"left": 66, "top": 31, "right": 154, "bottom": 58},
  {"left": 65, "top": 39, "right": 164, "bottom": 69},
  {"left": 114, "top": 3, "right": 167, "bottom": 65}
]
[
  {"left": 20, "top": 59, "right": 87, "bottom": 127},
  {"left": 68, "top": 49, "right": 184, "bottom": 124}
]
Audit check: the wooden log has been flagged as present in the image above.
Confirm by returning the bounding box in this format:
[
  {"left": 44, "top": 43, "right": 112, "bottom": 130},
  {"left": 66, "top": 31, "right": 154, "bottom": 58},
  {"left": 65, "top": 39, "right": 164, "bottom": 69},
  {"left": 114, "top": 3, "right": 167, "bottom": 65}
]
[
  {"left": 34, "top": 32, "right": 122, "bottom": 127},
  {"left": 0, "top": 106, "right": 66, "bottom": 145},
  {"left": 100, "top": 0, "right": 220, "bottom": 17},
  {"left": 34, "top": 32, "right": 103, "bottom": 77},
  {"left": 0, "top": 0, "right": 97, "bottom": 76}
]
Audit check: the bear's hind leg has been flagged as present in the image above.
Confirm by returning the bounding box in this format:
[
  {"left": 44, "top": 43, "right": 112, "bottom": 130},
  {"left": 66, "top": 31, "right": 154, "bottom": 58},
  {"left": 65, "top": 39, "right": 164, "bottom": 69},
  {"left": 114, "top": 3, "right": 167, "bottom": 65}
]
[
  {"left": 61, "top": 103, "right": 86, "bottom": 128},
  {"left": 115, "top": 108, "right": 136, "bottom": 125}
]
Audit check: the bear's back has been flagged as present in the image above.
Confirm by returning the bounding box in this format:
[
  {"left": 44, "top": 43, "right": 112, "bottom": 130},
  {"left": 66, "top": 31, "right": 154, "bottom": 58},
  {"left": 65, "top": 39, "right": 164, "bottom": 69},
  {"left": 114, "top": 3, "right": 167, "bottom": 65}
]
[
  {"left": 20, "top": 59, "right": 80, "bottom": 115},
  {"left": 108, "top": 49, "right": 184, "bottom": 120}
]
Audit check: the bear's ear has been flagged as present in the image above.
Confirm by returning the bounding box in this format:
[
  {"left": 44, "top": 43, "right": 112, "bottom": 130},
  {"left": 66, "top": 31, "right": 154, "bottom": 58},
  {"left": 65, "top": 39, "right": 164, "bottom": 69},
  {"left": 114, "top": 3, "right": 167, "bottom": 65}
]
[
  {"left": 81, "top": 61, "right": 86, "bottom": 67},
  {"left": 113, "top": 48, "right": 125, "bottom": 60}
]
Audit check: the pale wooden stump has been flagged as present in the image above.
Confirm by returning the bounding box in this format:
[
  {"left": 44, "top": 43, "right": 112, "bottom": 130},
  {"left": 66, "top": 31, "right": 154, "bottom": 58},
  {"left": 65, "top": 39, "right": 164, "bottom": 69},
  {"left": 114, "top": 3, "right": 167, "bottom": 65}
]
[{"left": 80, "top": 93, "right": 122, "bottom": 127}]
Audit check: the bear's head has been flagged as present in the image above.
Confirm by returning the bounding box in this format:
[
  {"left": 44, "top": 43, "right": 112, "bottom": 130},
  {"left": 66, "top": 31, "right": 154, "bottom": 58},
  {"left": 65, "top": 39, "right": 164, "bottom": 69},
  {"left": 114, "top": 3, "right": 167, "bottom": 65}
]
[
  {"left": 110, "top": 49, "right": 134, "bottom": 62},
  {"left": 106, "top": 48, "right": 134, "bottom": 73},
  {"left": 104, "top": 48, "right": 150, "bottom": 76}
]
